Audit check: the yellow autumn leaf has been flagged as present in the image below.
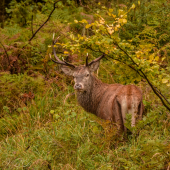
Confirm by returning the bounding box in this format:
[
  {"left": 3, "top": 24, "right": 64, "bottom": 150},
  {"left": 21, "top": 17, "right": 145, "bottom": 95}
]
[
  {"left": 81, "top": 19, "right": 88, "bottom": 23},
  {"left": 107, "top": 27, "right": 114, "bottom": 35},
  {"left": 79, "top": 37, "right": 84, "bottom": 40},
  {"left": 131, "top": 3, "right": 136, "bottom": 9},
  {"left": 115, "top": 24, "right": 121, "bottom": 31},
  {"left": 162, "top": 79, "right": 169, "bottom": 83},
  {"left": 112, "top": 14, "right": 116, "bottom": 18},
  {"left": 118, "top": 9, "right": 124, "bottom": 16},
  {"left": 74, "top": 20, "right": 78, "bottom": 23},
  {"left": 137, "top": 54, "right": 140, "bottom": 58},
  {"left": 162, "top": 57, "right": 165, "bottom": 61},
  {"left": 99, "top": 19, "right": 105, "bottom": 24},
  {"left": 64, "top": 51, "right": 69, "bottom": 54},
  {"left": 85, "top": 24, "right": 91, "bottom": 29},
  {"left": 108, "top": 12, "right": 111, "bottom": 16},
  {"left": 116, "top": 24, "right": 120, "bottom": 28},
  {"left": 138, "top": 1, "right": 140, "bottom": 5},
  {"left": 149, "top": 54, "right": 154, "bottom": 61},
  {"left": 155, "top": 56, "right": 159, "bottom": 61},
  {"left": 70, "top": 34, "right": 74, "bottom": 40},
  {"left": 122, "top": 19, "right": 127, "bottom": 24},
  {"left": 167, "top": 84, "right": 170, "bottom": 87},
  {"left": 119, "top": 19, "right": 127, "bottom": 24},
  {"left": 109, "top": 8, "right": 113, "bottom": 13}
]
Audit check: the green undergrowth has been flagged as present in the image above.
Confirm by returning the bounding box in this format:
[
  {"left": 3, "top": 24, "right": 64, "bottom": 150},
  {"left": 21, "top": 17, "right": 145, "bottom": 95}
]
[
  {"left": 0, "top": 73, "right": 170, "bottom": 169},
  {"left": 1, "top": 0, "right": 170, "bottom": 169},
  {"left": 0, "top": 72, "right": 45, "bottom": 117}
]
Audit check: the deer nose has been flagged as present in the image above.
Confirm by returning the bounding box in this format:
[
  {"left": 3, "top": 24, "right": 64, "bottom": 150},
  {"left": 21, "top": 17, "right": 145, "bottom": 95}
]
[{"left": 74, "top": 83, "right": 82, "bottom": 90}]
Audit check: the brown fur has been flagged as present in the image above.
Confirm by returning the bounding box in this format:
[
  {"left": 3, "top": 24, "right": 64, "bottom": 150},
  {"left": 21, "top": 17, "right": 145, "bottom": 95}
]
[{"left": 60, "top": 63, "right": 144, "bottom": 133}]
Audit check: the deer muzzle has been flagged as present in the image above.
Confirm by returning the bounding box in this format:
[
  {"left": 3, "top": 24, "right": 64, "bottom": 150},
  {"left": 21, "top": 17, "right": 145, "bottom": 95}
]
[{"left": 74, "top": 83, "right": 83, "bottom": 91}]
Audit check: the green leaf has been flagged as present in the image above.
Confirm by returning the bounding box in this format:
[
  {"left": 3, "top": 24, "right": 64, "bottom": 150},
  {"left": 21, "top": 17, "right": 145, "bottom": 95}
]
[
  {"left": 53, "top": 114, "right": 60, "bottom": 120},
  {"left": 92, "top": 126, "right": 99, "bottom": 133},
  {"left": 71, "top": 112, "right": 77, "bottom": 117}
]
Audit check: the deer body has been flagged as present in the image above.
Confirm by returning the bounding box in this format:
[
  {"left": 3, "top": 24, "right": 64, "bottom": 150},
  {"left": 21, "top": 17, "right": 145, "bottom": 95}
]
[
  {"left": 60, "top": 65, "right": 144, "bottom": 132},
  {"left": 51, "top": 36, "right": 144, "bottom": 132},
  {"left": 76, "top": 74, "right": 143, "bottom": 132}
]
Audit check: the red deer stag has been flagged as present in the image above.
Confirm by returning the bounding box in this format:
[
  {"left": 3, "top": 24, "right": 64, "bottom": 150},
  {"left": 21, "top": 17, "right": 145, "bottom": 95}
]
[{"left": 50, "top": 37, "right": 144, "bottom": 133}]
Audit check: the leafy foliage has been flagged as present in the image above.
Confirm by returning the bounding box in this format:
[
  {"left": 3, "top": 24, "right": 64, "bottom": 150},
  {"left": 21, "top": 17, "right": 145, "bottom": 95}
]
[{"left": 0, "top": 72, "right": 45, "bottom": 116}]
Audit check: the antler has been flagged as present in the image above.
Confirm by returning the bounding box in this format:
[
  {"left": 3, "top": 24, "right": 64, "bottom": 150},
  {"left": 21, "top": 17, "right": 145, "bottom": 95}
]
[
  {"left": 86, "top": 53, "right": 105, "bottom": 66},
  {"left": 50, "top": 34, "right": 76, "bottom": 68},
  {"left": 86, "top": 53, "right": 89, "bottom": 66}
]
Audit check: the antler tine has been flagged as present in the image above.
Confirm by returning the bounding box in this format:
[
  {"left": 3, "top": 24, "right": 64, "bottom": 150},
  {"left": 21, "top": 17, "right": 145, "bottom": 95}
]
[
  {"left": 51, "top": 34, "right": 75, "bottom": 68},
  {"left": 86, "top": 53, "right": 88, "bottom": 66},
  {"left": 88, "top": 54, "right": 105, "bottom": 66},
  {"left": 53, "top": 33, "right": 60, "bottom": 44},
  {"left": 49, "top": 54, "right": 61, "bottom": 64}
]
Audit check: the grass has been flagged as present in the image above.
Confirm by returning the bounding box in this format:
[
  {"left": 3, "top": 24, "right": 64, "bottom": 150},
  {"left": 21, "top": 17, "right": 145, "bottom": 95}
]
[{"left": 0, "top": 73, "right": 170, "bottom": 170}]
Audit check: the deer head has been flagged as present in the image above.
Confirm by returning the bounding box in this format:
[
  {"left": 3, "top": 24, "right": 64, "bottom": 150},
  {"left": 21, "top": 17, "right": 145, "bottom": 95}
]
[{"left": 50, "top": 35, "right": 105, "bottom": 92}]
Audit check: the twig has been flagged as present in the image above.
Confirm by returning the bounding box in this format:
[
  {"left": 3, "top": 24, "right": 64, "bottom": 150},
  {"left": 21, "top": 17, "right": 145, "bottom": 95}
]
[
  {"left": 31, "top": 15, "right": 34, "bottom": 35},
  {"left": 29, "top": 1, "right": 61, "bottom": 41},
  {"left": 63, "top": 92, "right": 75, "bottom": 105},
  {"left": 79, "top": 0, "right": 92, "bottom": 12},
  {"left": 115, "top": 42, "right": 139, "bottom": 67},
  {"left": 152, "top": 85, "right": 170, "bottom": 105}
]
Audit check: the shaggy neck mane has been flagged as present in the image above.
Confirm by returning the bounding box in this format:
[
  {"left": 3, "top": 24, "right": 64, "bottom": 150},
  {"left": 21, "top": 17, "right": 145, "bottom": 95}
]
[{"left": 76, "top": 75, "right": 108, "bottom": 115}]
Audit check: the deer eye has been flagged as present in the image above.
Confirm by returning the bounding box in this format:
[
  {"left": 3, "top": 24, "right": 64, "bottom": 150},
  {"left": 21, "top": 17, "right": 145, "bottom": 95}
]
[{"left": 86, "top": 73, "right": 89, "bottom": 77}]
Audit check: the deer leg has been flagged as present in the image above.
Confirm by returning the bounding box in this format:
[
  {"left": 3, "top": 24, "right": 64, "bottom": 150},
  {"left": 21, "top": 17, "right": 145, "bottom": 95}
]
[
  {"left": 113, "top": 99, "right": 124, "bottom": 133},
  {"left": 119, "top": 98, "right": 128, "bottom": 133},
  {"left": 138, "top": 102, "right": 144, "bottom": 120},
  {"left": 128, "top": 102, "right": 139, "bottom": 127}
]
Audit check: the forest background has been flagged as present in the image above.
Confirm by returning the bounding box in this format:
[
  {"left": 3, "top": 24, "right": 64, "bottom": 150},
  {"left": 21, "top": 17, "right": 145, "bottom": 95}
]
[{"left": 0, "top": 0, "right": 170, "bottom": 169}]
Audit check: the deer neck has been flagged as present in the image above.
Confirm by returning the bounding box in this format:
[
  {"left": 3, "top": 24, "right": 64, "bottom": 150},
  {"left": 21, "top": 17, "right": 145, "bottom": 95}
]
[{"left": 76, "top": 75, "right": 108, "bottom": 115}]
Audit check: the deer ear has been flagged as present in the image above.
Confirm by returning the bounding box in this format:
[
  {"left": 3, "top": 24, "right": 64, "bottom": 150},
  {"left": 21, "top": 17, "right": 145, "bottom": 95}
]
[
  {"left": 89, "top": 61, "right": 100, "bottom": 72},
  {"left": 61, "top": 65, "right": 74, "bottom": 76}
]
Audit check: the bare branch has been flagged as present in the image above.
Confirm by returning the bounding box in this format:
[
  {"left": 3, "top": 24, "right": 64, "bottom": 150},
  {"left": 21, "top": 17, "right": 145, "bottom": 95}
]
[
  {"left": 85, "top": 43, "right": 170, "bottom": 111},
  {"left": 29, "top": 1, "right": 61, "bottom": 42},
  {"left": 16, "top": 1, "right": 61, "bottom": 65},
  {"left": 114, "top": 42, "right": 170, "bottom": 107}
]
